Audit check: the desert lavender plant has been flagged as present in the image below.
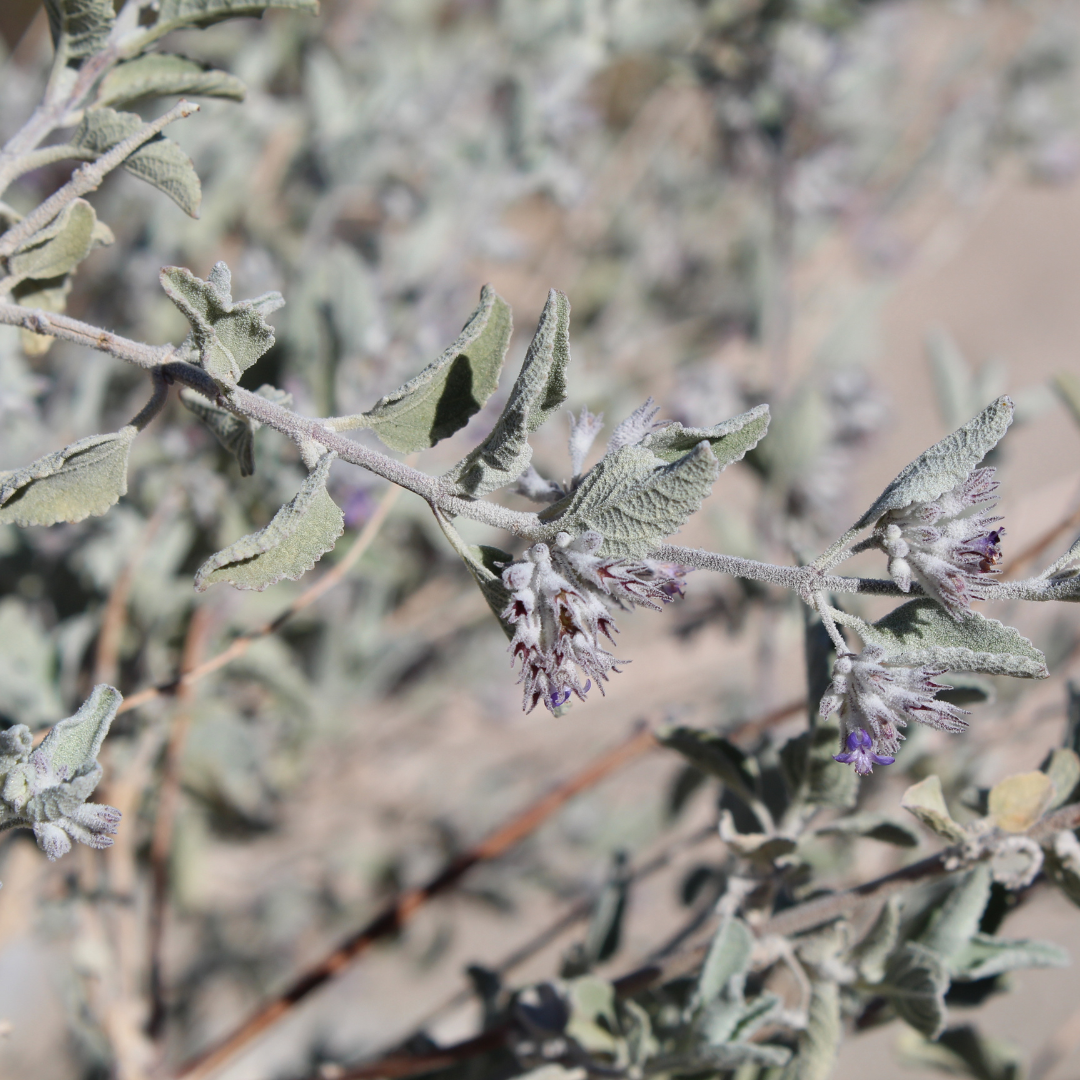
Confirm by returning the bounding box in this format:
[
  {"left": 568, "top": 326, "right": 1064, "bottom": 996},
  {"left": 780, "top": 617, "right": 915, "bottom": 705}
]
[{"left": 3, "top": 4, "right": 1080, "bottom": 1080}]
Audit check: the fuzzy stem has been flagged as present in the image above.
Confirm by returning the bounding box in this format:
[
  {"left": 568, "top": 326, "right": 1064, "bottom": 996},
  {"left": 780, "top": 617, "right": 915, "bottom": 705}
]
[
  {"left": 2, "top": 144, "right": 99, "bottom": 185},
  {"left": 0, "top": 101, "right": 199, "bottom": 260}
]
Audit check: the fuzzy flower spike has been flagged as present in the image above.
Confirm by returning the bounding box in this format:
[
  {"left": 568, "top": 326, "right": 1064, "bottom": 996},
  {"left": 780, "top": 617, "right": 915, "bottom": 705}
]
[
  {"left": 501, "top": 531, "right": 681, "bottom": 713},
  {"left": 821, "top": 643, "right": 968, "bottom": 774},
  {"left": 875, "top": 467, "right": 1004, "bottom": 620}
]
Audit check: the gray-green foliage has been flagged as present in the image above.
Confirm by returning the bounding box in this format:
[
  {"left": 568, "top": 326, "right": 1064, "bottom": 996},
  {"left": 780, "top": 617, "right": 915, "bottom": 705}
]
[
  {"left": 447, "top": 289, "right": 570, "bottom": 497},
  {"left": 44, "top": 0, "right": 113, "bottom": 58},
  {"left": 6, "top": 199, "right": 109, "bottom": 286},
  {"left": 853, "top": 396, "right": 1014, "bottom": 530},
  {"left": 73, "top": 107, "right": 203, "bottom": 217},
  {"left": 0, "top": 426, "right": 137, "bottom": 527},
  {"left": 3, "top": 4, "right": 1080, "bottom": 1078},
  {"left": 95, "top": 55, "right": 247, "bottom": 109},
  {"left": 0, "top": 685, "right": 122, "bottom": 861},
  {"left": 195, "top": 451, "right": 343, "bottom": 591},
  {"left": 161, "top": 261, "right": 284, "bottom": 386},
  {"left": 335, "top": 284, "right": 512, "bottom": 453},
  {"left": 855, "top": 600, "right": 1048, "bottom": 680},
  {"left": 180, "top": 388, "right": 256, "bottom": 476}
]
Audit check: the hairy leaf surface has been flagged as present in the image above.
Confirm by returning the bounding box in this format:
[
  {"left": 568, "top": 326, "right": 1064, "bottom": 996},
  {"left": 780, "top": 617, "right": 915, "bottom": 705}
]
[
  {"left": 346, "top": 285, "right": 511, "bottom": 452},
  {"left": 920, "top": 865, "right": 992, "bottom": 964},
  {"left": 548, "top": 441, "right": 719, "bottom": 557},
  {"left": 697, "top": 917, "right": 754, "bottom": 1005},
  {"left": 123, "top": 0, "right": 320, "bottom": 52},
  {"left": 447, "top": 289, "right": 569, "bottom": 496},
  {"left": 640, "top": 404, "right": 770, "bottom": 466},
  {"left": 95, "top": 54, "right": 247, "bottom": 108},
  {"left": 952, "top": 934, "right": 1069, "bottom": 981},
  {"left": 853, "top": 396, "right": 1014, "bottom": 530},
  {"left": 0, "top": 427, "right": 137, "bottom": 527},
  {"left": 180, "top": 388, "right": 255, "bottom": 476},
  {"left": 859, "top": 599, "right": 1047, "bottom": 679},
  {"left": 73, "top": 107, "right": 202, "bottom": 216},
  {"left": 34, "top": 684, "right": 121, "bottom": 776},
  {"left": 161, "top": 261, "right": 283, "bottom": 386},
  {"left": 194, "top": 453, "right": 343, "bottom": 591},
  {"left": 901, "top": 775, "right": 968, "bottom": 843},
  {"left": 7, "top": 199, "right": 98, "bottom": 284},
  {"left": 44, "top": 0, "right": 113, "bottom": 57},
  {"left": 881, "top": 943, "right": 950, "bottom": 1039}
]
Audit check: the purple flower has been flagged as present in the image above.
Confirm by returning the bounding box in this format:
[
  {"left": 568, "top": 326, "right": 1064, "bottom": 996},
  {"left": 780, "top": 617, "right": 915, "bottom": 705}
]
[
  {"left": 876, "top": 468, "right": 1004, "bottom": 620},
  {"left": 502, "top": 531, "right": 677, "bottom": 713},
  {"left": 833, "top": 727, "right": 895, "bottom": 776},
  {"left": 821, "top": 644, "right": 969, "bottom": 772}
]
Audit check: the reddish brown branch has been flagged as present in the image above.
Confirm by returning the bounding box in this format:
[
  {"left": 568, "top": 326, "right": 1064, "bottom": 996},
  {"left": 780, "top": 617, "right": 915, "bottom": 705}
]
[{"left": 173, "top": 724, "right": 661, "bottom": 1079}]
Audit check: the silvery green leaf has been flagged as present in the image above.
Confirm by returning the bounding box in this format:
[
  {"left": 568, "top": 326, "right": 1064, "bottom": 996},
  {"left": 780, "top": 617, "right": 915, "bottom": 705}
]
[
  {"left": 858, "top": 599, "right": 1048, "bottom": 679},
  {"left": 122, "top": 0, "right": 320, "bottom": 52},
  {"left": 815, "top": 812, "right": 919, "bottom": 847},
  {"left": 848, "top": 897, "right": 902, "bottom": 983},
  {"left": 33, "top": 684, "right": 120, "bottom": 777},
  {"left": 7, "top": 199, "right": 98, "bottom": 285},
  {"left": 345, "top": 285, "right": 511, "bottom": 453},
  {"left": 0, "top": 426, "right": 137, "bottom": 527},
  {"left": 920, "top": 864, "right": 992, "bottom": 965},
  {"left": 180, "top": 388, "right": 255, "bottom": 476},
  {"left": 781, "top": 721, "right": 859, "bottom": 810},
  {"left": 880, "top": 943, "right": 950, "bottom": 1039},
  {"left": 640, "top": 404, "right": 770, "bottom": 466},
  {"left": 852, "top": 396, "right": 1014, "bottom": 530},
  {"left": 901, "top": 775, "right": 968, "bottom": 843},
  {"left": 696, "top": 916, "right": 754, "bottom": 1005},
  {"left": 564, "top": 976, "right": 619, "bottom": 1055},
  {"left": 194, "top": 453, "right": 343, "bottom": 591},
  {"left": 95, "top": 54, "right": 247, "bottom": 109},
  {"left": 951, "top": 933, "right": 1068, "bottom": 981},
  {"left": 44, "top": 0, "right": 113, "bottom": 57},
  {"left": 658, "top": 726, "right": 756, "bottom": 804},
  {"left": 783, "top": 980, "right": 840, "bottom": 1080},
  {"left": 73, "top": 108, "right": 201, "bottom": 216},
  {"left": 1043, "top": 748, "right": 1080, "bottom": 810},
  {"left": 447, "top": 289, "right": 569, "bottom": 497},
  {"left": 161, "top": 261, "right": 282, "bottom": 386},
  {"left": 547, "top": 440, "right": 720, "bottom": 558}
]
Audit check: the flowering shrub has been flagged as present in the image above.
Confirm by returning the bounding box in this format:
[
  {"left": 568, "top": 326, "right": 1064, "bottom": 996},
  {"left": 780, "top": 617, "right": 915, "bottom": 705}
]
[{"left": 1, "top": 3, "right": 1080, "bottom": 1080}]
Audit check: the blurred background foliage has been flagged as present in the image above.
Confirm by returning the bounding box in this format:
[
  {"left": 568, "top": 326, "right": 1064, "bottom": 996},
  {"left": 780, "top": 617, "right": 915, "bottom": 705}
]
[{"left": 2, "top": 1, "right": 1080, "bottom": 1078}]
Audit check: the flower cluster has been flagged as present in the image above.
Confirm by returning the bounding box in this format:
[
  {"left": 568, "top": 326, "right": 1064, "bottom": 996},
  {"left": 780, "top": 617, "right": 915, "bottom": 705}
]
[
  {"left": 820, "top": 644, "right": 968, "bottom": 775},
  {"left": 875, "top": 468, "right": 1004, "bottom": 619},
  {"left": 501, "top": 531, "right": 680, "bottom": 712},
  {"left": 0, "top": 723, "right": 121, "bottom": 860}
]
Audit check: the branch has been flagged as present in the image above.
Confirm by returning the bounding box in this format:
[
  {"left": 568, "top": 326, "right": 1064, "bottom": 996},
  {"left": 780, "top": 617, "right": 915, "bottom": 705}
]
[
  {"left": 173, "top": 725, "right": 661, "bottom": 1080},
  {"left": 0, "top": 100, "right": 199, "bottom": 260},
  {"left": 0, "top": 302, "right": 174, "bottom": 368},
  {"left": 2, "top": 143, "right": 99, "bottom": 185}
]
